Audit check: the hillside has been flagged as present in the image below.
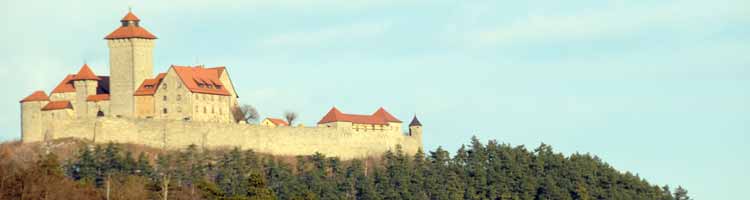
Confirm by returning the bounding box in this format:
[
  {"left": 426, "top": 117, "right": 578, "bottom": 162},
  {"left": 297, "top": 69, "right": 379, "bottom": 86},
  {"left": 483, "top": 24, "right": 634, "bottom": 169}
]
[{"left": 0, "top": 137, "right": 691, "bottom": 200}]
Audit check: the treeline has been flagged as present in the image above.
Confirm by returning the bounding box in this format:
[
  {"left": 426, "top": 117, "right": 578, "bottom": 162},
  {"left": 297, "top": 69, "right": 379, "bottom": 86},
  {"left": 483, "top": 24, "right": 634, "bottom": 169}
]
[{"left": 0, "top": 137, "right": 691, "bottom": 200}]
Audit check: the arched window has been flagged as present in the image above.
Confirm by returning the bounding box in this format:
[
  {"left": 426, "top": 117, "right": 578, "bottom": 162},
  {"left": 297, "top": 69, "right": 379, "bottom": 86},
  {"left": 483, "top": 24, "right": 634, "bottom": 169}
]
[{"left": 97, "top": 110, "right": 104, "bottom": 117}]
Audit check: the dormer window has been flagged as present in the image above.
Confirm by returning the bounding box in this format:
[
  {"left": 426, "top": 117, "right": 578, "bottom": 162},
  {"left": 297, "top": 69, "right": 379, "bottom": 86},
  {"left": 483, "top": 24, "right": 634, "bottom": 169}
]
[{"left": 145, "top": 85, "right": 154, "bottom": 89}]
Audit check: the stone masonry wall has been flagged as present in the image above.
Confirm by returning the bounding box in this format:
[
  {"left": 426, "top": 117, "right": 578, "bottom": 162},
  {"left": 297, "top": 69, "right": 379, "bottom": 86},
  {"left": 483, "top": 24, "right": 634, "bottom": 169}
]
[{"left": 41, "top": 117, "right": 422, "bottom": 160}]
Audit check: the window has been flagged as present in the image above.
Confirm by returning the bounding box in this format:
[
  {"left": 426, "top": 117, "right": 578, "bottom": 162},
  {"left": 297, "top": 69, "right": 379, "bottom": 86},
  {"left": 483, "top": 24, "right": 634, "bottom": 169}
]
[
  {"left": 177, "top": 95, "right": 181, "bottom": 101},
  {"left": 177, "top": 82, "right": 182, "bottom": 88},
  {"left": 163, "top": 96, "right": 167, "bottom": 101},
  {"left": 145, "top": 85, "right": 153, "bottom": 89},
  {"left": 163, "top": 108, "right": 168, "bottom": 114},
  {"left": 163, "top": 83, "right": 167, "bottom": 90},
  {"left": 203, "top": 107, "right": 207, "bottom": 113},
  {"left": 177, "top": 107, "right": 182, "bottom": 113},
  {"left": 196, "top": 95, "right": 199, "bottom": 100}
]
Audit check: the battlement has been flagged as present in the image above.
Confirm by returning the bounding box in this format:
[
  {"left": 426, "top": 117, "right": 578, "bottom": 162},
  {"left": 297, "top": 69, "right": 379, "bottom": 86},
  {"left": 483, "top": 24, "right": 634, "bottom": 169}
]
[{"left": 29, "top": 117, "right": 422, "bottom": 159}]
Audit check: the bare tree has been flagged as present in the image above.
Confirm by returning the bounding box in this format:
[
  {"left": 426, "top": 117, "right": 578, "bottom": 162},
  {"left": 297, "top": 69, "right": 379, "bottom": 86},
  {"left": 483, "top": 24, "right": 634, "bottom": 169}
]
[
  {"left": 284, "top": 111, "right": 298, "bottom": 126},
  {"left": 232, "top": 104, "right": 259, "bottom": 124}
]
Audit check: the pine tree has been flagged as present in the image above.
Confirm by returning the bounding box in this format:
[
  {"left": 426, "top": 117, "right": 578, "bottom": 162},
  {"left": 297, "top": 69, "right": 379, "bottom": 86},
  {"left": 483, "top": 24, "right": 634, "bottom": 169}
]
[
  {"left": 673, "top": 186, "right": 691, "bottom": 200},
  {"left": 247, "top": 172, "right": 277, "bottom": 200}
]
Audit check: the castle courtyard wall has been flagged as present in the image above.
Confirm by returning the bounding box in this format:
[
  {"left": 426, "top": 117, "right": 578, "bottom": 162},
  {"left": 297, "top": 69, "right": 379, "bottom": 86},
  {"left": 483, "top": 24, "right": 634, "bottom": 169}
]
[{"left": 41, "top": 117, "right": 421, "bottom": 159}]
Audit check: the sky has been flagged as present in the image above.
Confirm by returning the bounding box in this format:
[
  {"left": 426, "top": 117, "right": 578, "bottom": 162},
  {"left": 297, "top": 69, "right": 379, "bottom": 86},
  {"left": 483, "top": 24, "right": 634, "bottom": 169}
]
[{"left": 1, "top": 0, "right": 748, "bottom": 199}]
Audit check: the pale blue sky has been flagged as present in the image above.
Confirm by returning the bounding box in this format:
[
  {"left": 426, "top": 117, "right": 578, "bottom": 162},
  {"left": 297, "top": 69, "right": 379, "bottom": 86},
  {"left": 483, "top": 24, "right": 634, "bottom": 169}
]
[{"left": 1, "top": 0, "right": 748, "bottom": 199}]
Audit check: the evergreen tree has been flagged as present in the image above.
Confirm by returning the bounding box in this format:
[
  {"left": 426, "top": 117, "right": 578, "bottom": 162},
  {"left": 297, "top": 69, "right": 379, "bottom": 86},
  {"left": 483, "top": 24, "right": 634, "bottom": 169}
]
[
  {"left": 247, "top": 172, "right": 277, "bottom": 200},
  {"left": 673, "top": 186, "right": 691, "bottom": 200}
]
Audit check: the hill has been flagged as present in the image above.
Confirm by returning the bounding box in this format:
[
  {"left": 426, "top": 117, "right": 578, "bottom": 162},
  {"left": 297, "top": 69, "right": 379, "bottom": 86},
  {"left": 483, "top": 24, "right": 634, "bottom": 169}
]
[{"left": 0, "top": 137, "right": 691, "bottom": 200}]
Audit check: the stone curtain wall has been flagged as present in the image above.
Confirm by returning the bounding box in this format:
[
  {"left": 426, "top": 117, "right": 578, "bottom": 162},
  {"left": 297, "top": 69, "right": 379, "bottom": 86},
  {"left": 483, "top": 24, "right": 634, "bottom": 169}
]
[{"left": 42, "top": 117, "right": 421, "bottom": 160}]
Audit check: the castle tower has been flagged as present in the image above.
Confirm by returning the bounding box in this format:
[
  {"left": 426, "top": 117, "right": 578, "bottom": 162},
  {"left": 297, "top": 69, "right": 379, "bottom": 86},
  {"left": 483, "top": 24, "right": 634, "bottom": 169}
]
[
  {"left": 105, "top": 11, "right": 157, "bottom": 117},
  {"left": 409, "top": 115, "right": 423, "bottom": 148},
  {"left": 20, "top": 91, "right": 50, "bottom": 142},
  {"left": 72, "top": 64, "right": 100, "bottom": 117}
]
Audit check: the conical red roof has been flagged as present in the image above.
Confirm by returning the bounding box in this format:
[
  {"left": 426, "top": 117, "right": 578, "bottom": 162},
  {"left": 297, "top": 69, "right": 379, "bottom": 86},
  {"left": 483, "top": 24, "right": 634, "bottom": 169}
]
[
  {"left": 72, "top": 64, "right": 101, "bottom": 81},
  {"left": 20, "top": 91, "right": 49, "bottom": 103},
  {"left": 121, "top": 11, "right": 140, "bottom": 21},
  {"left": 105, "top": 11, "right": 157, "bottom": 40}
]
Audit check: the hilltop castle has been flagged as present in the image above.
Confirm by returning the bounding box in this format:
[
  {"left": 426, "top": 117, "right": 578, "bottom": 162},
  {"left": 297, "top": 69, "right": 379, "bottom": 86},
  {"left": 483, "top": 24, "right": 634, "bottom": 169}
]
[{"left": 19, "top": 11, "right": 422, "bottom": 159}]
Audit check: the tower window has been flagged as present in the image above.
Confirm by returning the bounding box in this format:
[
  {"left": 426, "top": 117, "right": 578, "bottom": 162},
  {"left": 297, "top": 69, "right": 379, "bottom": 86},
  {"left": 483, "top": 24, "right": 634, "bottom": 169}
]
[{"left": 163, "top": 108, "right": 168, "bottom": 114}]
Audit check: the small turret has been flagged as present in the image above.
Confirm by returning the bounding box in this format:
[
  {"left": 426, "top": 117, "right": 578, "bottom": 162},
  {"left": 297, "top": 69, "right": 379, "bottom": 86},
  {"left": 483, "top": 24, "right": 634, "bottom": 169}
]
[
  {"left": 20, "top": 91, "right": 50, "bottom": 142},
  {"left": 408, "top": 115, "right": 423, "bottom": 149},
  {"left": 72, "top": 64, "right": 100, "bottom": 117}
]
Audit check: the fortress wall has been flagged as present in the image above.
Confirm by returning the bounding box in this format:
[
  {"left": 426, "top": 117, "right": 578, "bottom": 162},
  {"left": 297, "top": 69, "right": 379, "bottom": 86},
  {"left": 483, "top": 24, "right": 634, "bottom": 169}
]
[{"left": 42, "top": 117, "right": 421, "bottom": 159}]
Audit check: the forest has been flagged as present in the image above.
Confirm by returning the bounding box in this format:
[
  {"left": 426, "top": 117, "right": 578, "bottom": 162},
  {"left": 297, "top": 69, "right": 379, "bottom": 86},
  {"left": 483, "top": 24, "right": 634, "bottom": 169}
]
[{"left": 0, "top": 137, "right": 691, "bottom": 200}]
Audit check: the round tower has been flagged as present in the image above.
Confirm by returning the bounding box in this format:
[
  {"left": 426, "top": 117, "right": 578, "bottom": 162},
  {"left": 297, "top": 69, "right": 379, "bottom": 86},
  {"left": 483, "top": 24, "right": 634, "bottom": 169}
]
[
  {"left": 20, "top": 91, "right": 50, "bottom": 142},
  {"left": 409, "top": 115, "right": 423, "bottom": 149},
  {"left": 105, "top": 11, "right": 157, "bottom": 117},
  {"left": 72, "top": 64, "right": 100, "bottom": 118}
]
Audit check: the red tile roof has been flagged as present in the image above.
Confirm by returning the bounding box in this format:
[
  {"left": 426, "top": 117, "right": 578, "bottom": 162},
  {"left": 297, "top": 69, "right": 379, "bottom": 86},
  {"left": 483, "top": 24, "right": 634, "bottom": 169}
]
[
  {"left": 134, "top": 73, "right": 166, "bottom": 96},
  {"left": 266, "top": 118, "right": 289, "bottom": 126},
  {"left": 105, "top": 11, "right": 156, "bottom": 39},
  {"left": 172, "top": 65, "right": 231, "bottom": 96},
  {"left": 51, "top": 74, "right": 110, "bottom": 94},
  {"left": 41, "top": 101, "right": 72, "bottom": 111},
  {"left": 20, "top": 91, "right": 49, "bottom": 103},
  {"left": 317, "top": 107, "right": 401, "bottom": 125},
  {"left": 72, "top": 64, "right": 101, "bottom": 81},
  {"left": 121, "top": 11, "right": 140, "bottom": 21},
  {"left": 105, "top": 25, "right": 157, "bottom": 40},
  {"left": 86, "top": 94, "right": 110, "bottom": 102},
  {"left": 51, "top": 74, "right": 77, "bottom": 93}
]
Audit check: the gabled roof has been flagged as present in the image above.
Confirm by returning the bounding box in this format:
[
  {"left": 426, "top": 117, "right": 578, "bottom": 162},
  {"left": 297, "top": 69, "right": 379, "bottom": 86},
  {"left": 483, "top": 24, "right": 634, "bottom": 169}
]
[
  {"left": 72, "top": 64, "right": 101, "bottom": 81},
  {"left": 134, "top": 73, "right": 166, "bottom": 96},
  {"left": 51, "top": 74, "right": 110, "bottom": 94},
  {"left": 20, "top": 91, "right": 49, "bottom": 103},
  {"left": 105, "top": 11, "right": 156, "bottom": 39},
  {"left": 87, "top": 94, "right": 110, "bottom": 102},
  {"left": 41, "top": 101, "right": 72, "bottom": 111},
  {"left": 317, "top": 107, "right": 401, "bottom": 125},
  {"left": 265, "top": 118, "right": 289, "bottom": 126},
  {"left": 171, "top": 65, "right": 231, "bottom": 96},
  {"left": 51, "top": 74, "right": 76, "bottom": 93},
  {"left": 374, "top": 107, "right": 402, "bottom": 123},
  {"left": 409, "top": 116, "right": 422, "bottom": 127}
]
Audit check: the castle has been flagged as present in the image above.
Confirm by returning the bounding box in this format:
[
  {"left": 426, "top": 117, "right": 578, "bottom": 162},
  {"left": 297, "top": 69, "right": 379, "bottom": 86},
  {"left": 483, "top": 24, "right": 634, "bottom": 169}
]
[{"left": 19, "top": 11, "right": 423, "bottom": 159}]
